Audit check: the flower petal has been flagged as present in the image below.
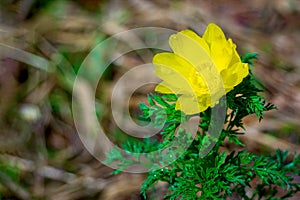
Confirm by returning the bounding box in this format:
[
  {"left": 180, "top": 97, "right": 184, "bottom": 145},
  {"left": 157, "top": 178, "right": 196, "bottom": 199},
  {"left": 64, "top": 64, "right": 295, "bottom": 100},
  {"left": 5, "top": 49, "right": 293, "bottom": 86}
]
[
  {"left": 155, "top": 81, "right": 181, "bottom": 94},
  {"left": 175, "top": 95, "right": 200, "bottom": 115},
  {"left": 180, "top": 30, "right": 210, "bottom": 54},
  {"left": 203, "top": 23, "right": 226, "bottom": 46},
  {"left": 221, "top": 62, "right": 249, "bottom": 91},
  {"left": 197, "top": 94, "right": 212, "bottom": 111},
  {"left": 153, "top": 52, "right": 198, "bottom": 94},
  {"left": 210, "top": 40, "right": 233, "bottom": 72},
  {"left": 228, "top": 39, "right": 242, "bottom": 66},
  {"left": 169, "top": 30, "right": 211, "bottom": 68}
]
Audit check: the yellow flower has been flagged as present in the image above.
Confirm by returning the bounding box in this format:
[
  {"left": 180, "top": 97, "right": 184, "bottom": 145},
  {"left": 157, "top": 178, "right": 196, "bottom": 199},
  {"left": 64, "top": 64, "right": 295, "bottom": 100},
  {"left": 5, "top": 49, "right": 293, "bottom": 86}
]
[{"left": 153, "top": 23, "right": 249, "bottom": 114}]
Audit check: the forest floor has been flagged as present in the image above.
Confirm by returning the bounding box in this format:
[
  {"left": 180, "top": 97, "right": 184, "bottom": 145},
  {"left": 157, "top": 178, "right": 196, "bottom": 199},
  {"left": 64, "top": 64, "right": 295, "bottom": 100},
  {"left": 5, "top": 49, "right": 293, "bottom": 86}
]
[{"left": 0, "top": 0, "right": 299, "bottom": 199}]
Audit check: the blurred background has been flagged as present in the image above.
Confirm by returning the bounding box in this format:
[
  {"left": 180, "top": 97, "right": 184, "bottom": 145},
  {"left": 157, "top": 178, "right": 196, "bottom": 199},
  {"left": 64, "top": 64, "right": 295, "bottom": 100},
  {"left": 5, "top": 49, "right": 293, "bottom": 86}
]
[{"left": 0, "top": 0, "right": 300, "bottom": 199}]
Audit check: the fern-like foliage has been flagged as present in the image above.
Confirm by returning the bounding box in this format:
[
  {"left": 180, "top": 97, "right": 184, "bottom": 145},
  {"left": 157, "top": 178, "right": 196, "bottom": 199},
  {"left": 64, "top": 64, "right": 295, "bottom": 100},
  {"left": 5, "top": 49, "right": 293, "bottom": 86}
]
[{"left": 105, "top": 53, "right": 299, "bottom": 199}]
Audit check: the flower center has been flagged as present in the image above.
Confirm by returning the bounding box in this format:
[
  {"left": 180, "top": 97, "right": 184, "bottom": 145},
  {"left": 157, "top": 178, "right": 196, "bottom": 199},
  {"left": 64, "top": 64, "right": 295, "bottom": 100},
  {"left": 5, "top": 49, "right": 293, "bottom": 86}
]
[{"left": 187, "top": 61, "right": 223, "bottom": 97}]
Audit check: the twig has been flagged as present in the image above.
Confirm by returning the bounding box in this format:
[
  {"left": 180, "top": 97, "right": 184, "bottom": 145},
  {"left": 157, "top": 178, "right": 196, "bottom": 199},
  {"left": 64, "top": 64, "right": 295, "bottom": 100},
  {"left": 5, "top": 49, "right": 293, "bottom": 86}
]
[
  {"left": 242, "top": 125, "right": 300, "bottom": 154},
  {"left": 0, "top": 154, "right": 76, "bottom": 183},
  {"left": 0, "top": 170, "right": 31, "bottom": 200}
]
